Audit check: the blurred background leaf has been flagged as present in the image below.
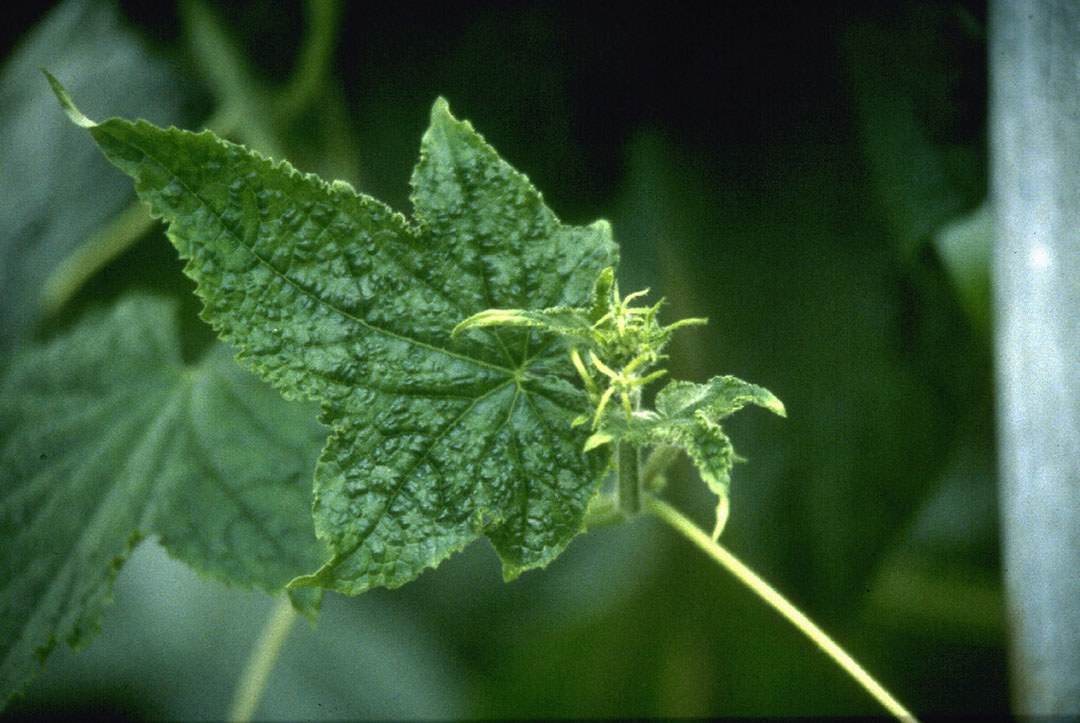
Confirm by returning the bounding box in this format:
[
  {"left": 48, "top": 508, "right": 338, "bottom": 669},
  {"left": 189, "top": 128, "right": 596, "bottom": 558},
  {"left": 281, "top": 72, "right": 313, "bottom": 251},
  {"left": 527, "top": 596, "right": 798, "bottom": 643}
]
[
  {"left": 0, "top": 296, "right": 328, "bottom": 706},
  {"left": 1, "top": 0, "right": 1003, "bottom": 717},
  {"left": 0, "top": 0, "right": 192, "bottom": 353}
]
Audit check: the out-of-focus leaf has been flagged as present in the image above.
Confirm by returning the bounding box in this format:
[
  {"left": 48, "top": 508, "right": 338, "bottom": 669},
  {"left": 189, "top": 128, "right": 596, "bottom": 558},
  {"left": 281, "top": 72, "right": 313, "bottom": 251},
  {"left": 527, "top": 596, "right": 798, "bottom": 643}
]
[
  {"left": 933, "top": 202, "right": 991, "bottom": 332},
  {"left": 843, "top": 10, "right": 985, "bottom": 257},
  {"left": 0, "top": 294, "right": 327, "bottom": 707},
  {"left": 0, "top": 0, "right": 189, "bottom": 351}
]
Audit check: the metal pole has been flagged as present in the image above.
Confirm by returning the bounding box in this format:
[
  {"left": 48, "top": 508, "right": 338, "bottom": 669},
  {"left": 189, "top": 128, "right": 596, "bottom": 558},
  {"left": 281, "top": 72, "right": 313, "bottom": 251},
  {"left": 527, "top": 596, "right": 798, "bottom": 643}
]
[{"left": 990, "top": 1, "right": 1080, "bottom": 714}]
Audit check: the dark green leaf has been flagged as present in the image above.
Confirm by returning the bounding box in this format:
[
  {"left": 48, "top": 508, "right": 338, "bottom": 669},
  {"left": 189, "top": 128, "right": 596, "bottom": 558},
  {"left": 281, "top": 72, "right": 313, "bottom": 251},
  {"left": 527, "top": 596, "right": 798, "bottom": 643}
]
[{"left": 50, "top": 77, "right": 619, "bottom": 593}]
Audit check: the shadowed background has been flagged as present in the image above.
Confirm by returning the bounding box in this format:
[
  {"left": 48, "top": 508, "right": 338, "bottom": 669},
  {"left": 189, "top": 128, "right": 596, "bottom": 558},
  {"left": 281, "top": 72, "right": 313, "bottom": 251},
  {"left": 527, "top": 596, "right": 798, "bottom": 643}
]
[{"left": 1, "top": 0, "right": 1001, "bottom": 717}]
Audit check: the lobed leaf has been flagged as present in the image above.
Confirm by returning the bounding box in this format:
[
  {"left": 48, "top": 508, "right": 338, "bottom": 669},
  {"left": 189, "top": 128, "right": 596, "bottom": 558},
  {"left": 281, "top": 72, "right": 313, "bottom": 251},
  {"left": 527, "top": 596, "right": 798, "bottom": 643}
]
[
  {"left": 0, "top": 294, "right": 326, "bottom": 707},
  {"left": 50, "top": 76, "right": 619, "bottom": 593}
]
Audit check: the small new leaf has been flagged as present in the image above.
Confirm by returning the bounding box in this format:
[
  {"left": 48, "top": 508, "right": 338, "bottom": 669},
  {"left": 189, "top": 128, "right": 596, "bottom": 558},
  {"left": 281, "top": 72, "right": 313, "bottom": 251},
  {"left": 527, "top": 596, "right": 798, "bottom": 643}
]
[
  {"left": 597, "top": 376, "right": 785, "bottom": 538},
  {"left": 453, "top": 257, "right": 779, "bottom": 537},
  {"left": 453, "top": 307, "right": 594, "bottom": 342}
]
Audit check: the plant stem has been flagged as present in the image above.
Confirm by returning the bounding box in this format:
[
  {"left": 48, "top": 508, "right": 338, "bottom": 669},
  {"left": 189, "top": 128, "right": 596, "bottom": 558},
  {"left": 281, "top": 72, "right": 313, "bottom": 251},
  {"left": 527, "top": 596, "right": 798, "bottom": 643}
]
[
  {"left": 617, "top": 441, "right": 640, "bottom": 515},
  {"left": 40, "top": 201, "right": 157, "bottom": 314},
  {"left": 227, "top": 597, "right": 297, "bottom": 723},
  {"left": 644, "top": 495, "right": 916, "bottom": 721},
  {"left": 640, "top": 444, "right": 680, "bottom": 491}
]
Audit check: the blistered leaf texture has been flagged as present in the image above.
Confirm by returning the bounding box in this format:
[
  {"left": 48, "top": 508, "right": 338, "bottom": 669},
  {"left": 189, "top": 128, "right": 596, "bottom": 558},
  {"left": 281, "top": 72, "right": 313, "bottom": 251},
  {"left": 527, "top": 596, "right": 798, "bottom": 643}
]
[
  {"left": 54, "top": 82, "right": 618, "bottom": 593},
  {"left": 0, "top": 294, "right": 326, "bottom": 707}
]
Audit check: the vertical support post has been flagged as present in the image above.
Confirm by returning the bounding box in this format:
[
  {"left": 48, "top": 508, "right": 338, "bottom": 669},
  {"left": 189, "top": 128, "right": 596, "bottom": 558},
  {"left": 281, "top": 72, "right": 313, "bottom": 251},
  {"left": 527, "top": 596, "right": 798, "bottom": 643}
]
[{"left": 990, "top": 1, "right": 1080, "bottom": 714}]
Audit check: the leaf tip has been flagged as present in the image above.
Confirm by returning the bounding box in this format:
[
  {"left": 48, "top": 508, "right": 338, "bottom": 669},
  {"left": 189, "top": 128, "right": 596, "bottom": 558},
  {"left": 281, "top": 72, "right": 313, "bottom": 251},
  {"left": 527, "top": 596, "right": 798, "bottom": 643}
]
[
  {"left": 431, "top": 96, "right": 453, "bottom": 122},
  {"left": 499, "top": 562, "right": 525, "bottom": 582},
  {"left": 583, "top": 433, "right": 613, "bottom": 452},
  {"left": 42, "top": 70, "right": 96, "bottom": 128},
  {"left": 711, "top": 495, "right": 730, "bottom": 541}
]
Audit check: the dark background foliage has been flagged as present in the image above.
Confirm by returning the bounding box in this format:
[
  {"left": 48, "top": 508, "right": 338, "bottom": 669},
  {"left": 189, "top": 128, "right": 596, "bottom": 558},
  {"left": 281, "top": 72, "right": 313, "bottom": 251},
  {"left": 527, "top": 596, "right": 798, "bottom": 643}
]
[{"left": 2, "top": 0, "right": 999, "bottom": 717}]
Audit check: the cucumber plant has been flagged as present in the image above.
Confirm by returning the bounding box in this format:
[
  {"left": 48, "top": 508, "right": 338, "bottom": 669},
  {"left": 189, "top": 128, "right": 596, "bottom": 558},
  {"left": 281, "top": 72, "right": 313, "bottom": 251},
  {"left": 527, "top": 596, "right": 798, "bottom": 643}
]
[{"left": 0, "top": 72, "right": 914, "bottom": 720}]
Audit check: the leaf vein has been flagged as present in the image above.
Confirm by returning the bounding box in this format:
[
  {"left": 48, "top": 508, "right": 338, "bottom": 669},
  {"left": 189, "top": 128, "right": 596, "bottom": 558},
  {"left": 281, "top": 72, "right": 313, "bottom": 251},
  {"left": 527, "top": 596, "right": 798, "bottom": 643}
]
[
  {"left": 322, "top": 378, "right": 516, "bottom": 574},
  {"left": 110, "top": 123, "right": 515, "bottom": 377}
]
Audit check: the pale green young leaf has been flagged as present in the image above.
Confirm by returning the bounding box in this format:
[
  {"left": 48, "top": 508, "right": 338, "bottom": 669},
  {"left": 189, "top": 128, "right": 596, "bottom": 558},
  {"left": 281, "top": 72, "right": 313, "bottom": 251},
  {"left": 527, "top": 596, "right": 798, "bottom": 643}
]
[
  {"left": 0, "top": 294, "right": 327, "bottom": 707},
  {"left": 654, "top": 376, "right": 786, "bottom": 421},
  {"left": 50, "top": 77, "right": 618, "bottom": 593},
  {"left": 587, "top": 266, "right": 616, "bottom": 322},
  {"left": 453, "top": 307, "right": 594, "bottom": 342},
  {"left": 596, "top": 376, "right": 784, "bottom": 537}
]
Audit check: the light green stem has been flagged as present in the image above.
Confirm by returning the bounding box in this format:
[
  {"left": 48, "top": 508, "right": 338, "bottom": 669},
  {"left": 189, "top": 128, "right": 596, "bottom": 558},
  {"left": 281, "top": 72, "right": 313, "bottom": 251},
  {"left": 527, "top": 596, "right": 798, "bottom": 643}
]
[
  {"left": 227, "top": 597, "right": 297, "bottom": 722},
  {"left": 644, "top": 495, "right": 916, "bottom": 721},
  {"left": 41, "top": 200, "right": 157, "bottom": 314}
]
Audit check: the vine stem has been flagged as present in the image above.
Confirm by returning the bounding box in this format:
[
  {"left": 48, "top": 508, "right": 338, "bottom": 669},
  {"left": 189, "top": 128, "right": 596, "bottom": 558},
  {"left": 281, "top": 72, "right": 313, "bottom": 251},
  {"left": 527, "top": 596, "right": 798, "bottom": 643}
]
[
  {"left": 227, "top": 597, "right": 297, "bottom": 722},
  {"left": 644, "top": 495, "right": 916, "bottom": 721},
  {"left": 617, "top": 440, "right": 641, "bottom": 515}
]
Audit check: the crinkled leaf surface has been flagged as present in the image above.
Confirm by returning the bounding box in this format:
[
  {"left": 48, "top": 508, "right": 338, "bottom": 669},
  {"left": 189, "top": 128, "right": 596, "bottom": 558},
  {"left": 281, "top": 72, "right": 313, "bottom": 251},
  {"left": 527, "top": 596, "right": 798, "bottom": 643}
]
[
  {"left": 52, "top": 78, "right": 619, "bottom": 594},
  {"left": 0, "top": 294, "right": 326, "bottom": 707}
]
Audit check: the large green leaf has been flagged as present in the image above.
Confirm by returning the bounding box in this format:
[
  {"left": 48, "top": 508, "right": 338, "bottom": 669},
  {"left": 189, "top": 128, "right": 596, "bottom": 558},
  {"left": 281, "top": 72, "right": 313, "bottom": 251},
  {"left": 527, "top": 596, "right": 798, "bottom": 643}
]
[
  {"left": 0, "top": 294, "right": 327, "bottom": 707},
  {"left": 50, "top": 76, "right": 618, "bottom": 594}
]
